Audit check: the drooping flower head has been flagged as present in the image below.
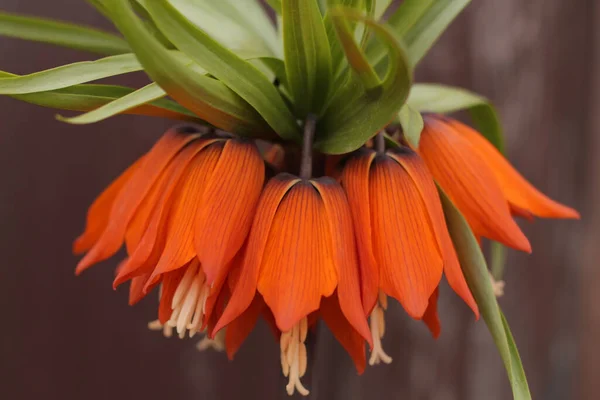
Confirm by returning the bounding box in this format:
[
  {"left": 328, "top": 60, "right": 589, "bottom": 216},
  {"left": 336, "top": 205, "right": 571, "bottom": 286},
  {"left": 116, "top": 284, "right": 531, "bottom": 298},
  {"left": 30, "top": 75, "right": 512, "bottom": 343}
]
[
  {"left": 214, "top": 173, "right": 372, "bottom": 395},
  {"left": 74, "top": 127, "right": 265, "bottom": 338},
  {"left": 418, "top": 115, "right": 579, "bottom": 250},
  {"left": 341, "top": 146, "right": 479, "bottom": 364}
]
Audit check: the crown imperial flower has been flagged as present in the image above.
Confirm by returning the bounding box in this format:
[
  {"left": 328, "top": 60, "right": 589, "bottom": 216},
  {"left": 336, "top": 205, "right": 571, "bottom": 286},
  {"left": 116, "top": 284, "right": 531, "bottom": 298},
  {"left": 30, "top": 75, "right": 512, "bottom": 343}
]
[{"left": 0, "top": 0, "right": 580, "bottom": 397}]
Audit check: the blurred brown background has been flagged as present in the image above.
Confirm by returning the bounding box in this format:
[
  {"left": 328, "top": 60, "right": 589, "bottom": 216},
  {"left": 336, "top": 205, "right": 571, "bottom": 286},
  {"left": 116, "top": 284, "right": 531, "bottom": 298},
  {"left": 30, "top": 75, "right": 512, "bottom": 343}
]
[{"left": 0, "top": 0, "right": 596, "bottom": 399}]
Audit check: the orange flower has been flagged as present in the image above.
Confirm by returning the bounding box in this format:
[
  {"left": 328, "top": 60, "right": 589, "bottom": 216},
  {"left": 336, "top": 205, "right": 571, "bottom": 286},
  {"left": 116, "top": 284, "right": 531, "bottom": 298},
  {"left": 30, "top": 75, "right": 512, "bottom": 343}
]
[
  {"left": 214, "top": 173, "right": 372, "bottom": 396},
  {"left": 74, "top": 127, "right": 265, "bottom": 338},
  {"left": 341, "top": 147, "right": 478, "bottom": 365},
  {"left": 417, "top": 115, "right": 579, "bottom": 251}
]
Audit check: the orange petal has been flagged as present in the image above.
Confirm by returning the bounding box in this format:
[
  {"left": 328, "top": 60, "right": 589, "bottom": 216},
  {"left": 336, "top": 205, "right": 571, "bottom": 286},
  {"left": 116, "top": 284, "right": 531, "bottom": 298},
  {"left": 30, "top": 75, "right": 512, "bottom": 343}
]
[
  {"left": 73, "top": 157, "right": 144, "bottom": 254},
  {"left": 369, "top": 155, "right": 443, "bottom": 319},
  {"left": 257, "top": 180, "right": 338, "bottom": 332},
  {"left": 203, "top": 253, "right": 233, "bottom": 332},
  {"left": 422, "top": 288, "right": 441, "bottom": 338},
  {"left": 112, "top": 141, "right": 217, "bottom": 287},
  {"left": 225, "top": 294, "right": 264, "bottom": 360},
  {"left": 195, "top": 140, "right": 265, "bottom": 284},
  {"left": 447, "top": 118, "right": 580, "bottom": 219},
  {"left": 418, "top": 117, "right": 531, "bottom": 252},
  {"left": 215, "top": 174, "right": 299, "bottom": 334},
  {"left": 340, "top": 149, "right": 380, "bottom": 315},
  {"left": 313, "top": 177, "right": 372, "bottom": 346},
  {"left": 263, "top": 143, "right": 285, "bottom": 171},
  {"left": 389, "top": 148, "right": 479, "bottom": 318},
  {"left": 320, "top": 292, "right": 367, "bottom": 374},
  {"left": 75, "top": 130, "right": 199, "bottom": 274},
  {"left": 124, "top": 157, "right": 173, "bottom": 254},
  {"left": 146, "top": 142, "right": 224, "bottom": 288},
  {"left": 510, "top": 203, "right": 535, "bottom": 221},
  {"left": 128, "top": 271, "right": 158, "bottom": 306}
]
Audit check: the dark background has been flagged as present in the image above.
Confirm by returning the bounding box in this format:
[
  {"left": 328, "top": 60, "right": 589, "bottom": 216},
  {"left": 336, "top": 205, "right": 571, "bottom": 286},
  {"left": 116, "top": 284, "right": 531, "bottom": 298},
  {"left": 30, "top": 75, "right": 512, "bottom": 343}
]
[{"left": 0, "top": 1, "right": 597, "bottom": 399}]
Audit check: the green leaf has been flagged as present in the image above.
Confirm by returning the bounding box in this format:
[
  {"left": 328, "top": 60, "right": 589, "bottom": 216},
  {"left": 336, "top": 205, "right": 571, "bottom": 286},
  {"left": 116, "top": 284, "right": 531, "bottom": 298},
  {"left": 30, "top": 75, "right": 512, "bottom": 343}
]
[
  {"left": 166, "top": 0, "right": 280, "bottom": 57},
  {"left": 440, "top": 190, "right": 532, "bottom": 400},
  {"left": 398, "top": 104, "right": 424, "bottom": 147},
  {"left": 374, "top": 0, "right": 392, "bottom": 20},
  {"left": 141, "top": 0, "right": 300, "bottom": 141},
  {"left": 0, "top": 54, "right": 142, "bottom": 95},
  {"left": 57, "top": 82, "right": 199, "bottom": 124},
  {"left": 368, "top": 0, "right": 470, "bottom": 68},
  {"left": 0, "top": 72, "right": 196, "bottom": 120},
  {"left": 315, "top": 9, "right": 412, "bottom": 154},
  {"left": 0, "top": 11, "right": 130, "bottom": 55},
  {"left": 282, "top": 0, "right": 333, "bottom": 116},
  {"left": 99, "top": 0, "right": 272, "bottom": 138},
  {"left": 407, "top": 83, "right": 504, "bottom": 152},
  {"left": 329, "top": 5, "right": 381, "bottom": 93},
  {"left": 323, "top": 0, "right": 366, "bottom": 104}
]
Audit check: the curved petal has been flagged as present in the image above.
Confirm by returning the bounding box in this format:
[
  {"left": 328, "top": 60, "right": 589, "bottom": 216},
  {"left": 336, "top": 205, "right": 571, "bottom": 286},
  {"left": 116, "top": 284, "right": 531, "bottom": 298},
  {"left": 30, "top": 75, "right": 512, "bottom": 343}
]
[
  {"left": 389, "top": 148, "right": 479, "bottom": 318},
  {"left": 75, "top": 130, "right": 199, "bottom": 274},
  {"left": 146, "top": 142, "right": 224, "bottom": 287},
  {"left": 73, "top": 157, "right": 144, "bottom": 254},
  {"left": 418, "top": 117, "right": 531, "bottom": 253},
  {"left": 369, "top": 155, "right": 443, "bottom": 319},
  {"left": 124, "top": 157, "right": 173, "bottom": 255},
  {"left": 422, "top": 288, "right": 441, "bottom": 339},
  {"left": 313, "top": 177, "right": 372, "bottom": 346},
  {"left": 112, "top": 141, "right": 217, "bottom": 287},
  {"left": 447, "top": 118, "right": 580, "bottom": 219},
  {"left": 195, "top": 140, "right": 265, "bottom": 284},
  {"left": 340, "top": 149, "right": 379, "bottom": 315},
  {"left": 215, "top": 174, "right": 299, "bottom": 334},
  {"left": 257, "top": 181, "right": 338, "bottom": 332},
  {"left": 320, "top": 292, "right": 367, "bottom": 374}
]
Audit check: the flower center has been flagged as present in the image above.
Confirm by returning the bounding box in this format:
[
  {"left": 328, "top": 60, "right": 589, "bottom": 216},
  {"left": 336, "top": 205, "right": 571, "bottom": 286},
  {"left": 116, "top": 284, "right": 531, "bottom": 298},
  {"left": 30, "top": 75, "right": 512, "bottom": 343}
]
[
  {"left": 280, "top": 317, "right": 309, "bottom": 396},
  {"left": 369, "top": 291, "right": 392, "bottom": 366}
]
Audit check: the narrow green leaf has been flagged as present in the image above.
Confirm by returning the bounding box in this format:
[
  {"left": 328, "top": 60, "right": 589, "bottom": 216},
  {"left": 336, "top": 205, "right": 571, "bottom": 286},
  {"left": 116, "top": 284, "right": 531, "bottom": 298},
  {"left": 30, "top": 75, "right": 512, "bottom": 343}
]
[
  {"left": 315, "top": 10, "right": 412, "bottom": 154},
  {"left": 57, "top": 82, "right": 200, "bottom": 124},
  {"left": 323, "top": 0, "right": 365, "bottom": 104},
  {"left": 141, "top": 0, "right": 299, "bottom": 140},
  {"left": 407, "top": 83, "right": 504, "bottom": 152},
  {"left": 99, "top": 0, "right": 271, "bottom": 138},
  {"left": 282, "top": 0, "right": 333, "bottom": 116},
  {"left": 330, "top": 8, "right": 381, "bottom": 93},
  {"left": 500, "top": 311, "right": 532, "bottom": 398},
  {"left": 0, "top": 72, "right": 195, "bottom": 120},
  {"left": 440, "top": 190, "right": 532, "bottom": 400},
  {"left": 398, "top": 104, "right": 424, "bottom": 147},
  {"left": 0, "top": 54, "right": 142, "bottom": 95},
  {"left": 368, "top": 0, "right": 470, "bottom": 67},
  {"left": 0, "top": 11, "right": 130, "bottom": 55},
  {"left": 166, "top": 0, "right": 280, "bottom": 57}
]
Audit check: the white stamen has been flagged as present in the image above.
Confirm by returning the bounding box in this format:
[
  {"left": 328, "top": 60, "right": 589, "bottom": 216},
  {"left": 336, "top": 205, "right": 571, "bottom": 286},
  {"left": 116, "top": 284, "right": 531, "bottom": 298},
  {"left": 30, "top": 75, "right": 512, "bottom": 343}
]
[
  {"left": 280, "top": 318, "right": 310, "bottom": 396},
  {"left": 196, "top": 329, "right": 225, "bottom": 352},
  {"left": 369, "top": 292, "right": 392, "bottom": 366},
  {"left": 147, "top": 260, "right": 212, "bottom": 339},
  {"left": 489, "top": 271, "right": 505, "bottom": 297}
]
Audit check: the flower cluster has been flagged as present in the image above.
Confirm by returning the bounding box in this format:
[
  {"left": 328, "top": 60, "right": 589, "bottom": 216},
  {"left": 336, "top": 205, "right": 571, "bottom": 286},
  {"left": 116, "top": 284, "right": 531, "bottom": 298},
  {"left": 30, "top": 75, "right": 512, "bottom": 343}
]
[{"left": 75, "top": 116, "right": 578, "bottom": 396}]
